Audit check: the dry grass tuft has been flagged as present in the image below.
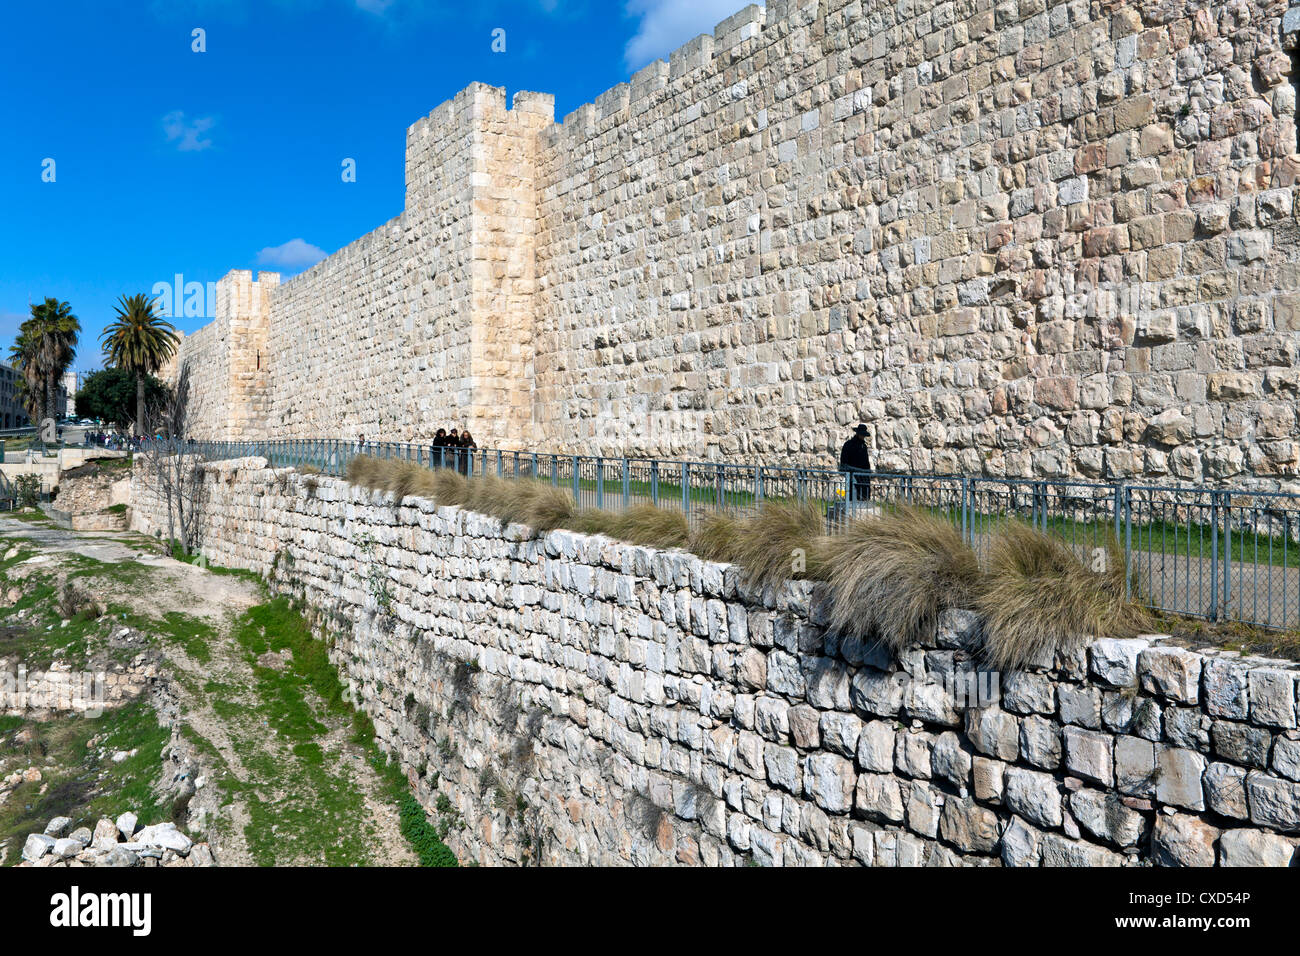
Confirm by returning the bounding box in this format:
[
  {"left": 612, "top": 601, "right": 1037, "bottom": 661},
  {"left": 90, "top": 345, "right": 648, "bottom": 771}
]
[
  {"left": 385, "top": 460, "right": 430, "bottom": 501},
  {"left": 480, "top": 477, "right": 576, "bottom": 534},
  {"left": 346, "top": 457, "right": 574, "bottom": 535},
  {"left": 688, "top": 511, "right": 744, "bottom": 562},
  {"left": 522, "top": 483, "right": 577, "bottom": 534},
  {"left": 425, "top": 467, "right": 470, "bottom": 505},
  {"left": 977, "top": 522, "right": 1150, "bottom": 672},
  {"left": 345, "top": 455, "right": 385, "bottom": 491},
  {"left": 819, "top": 506, "right": 981, "bottom": 655},
  {"left": 610, "top": 505, "right": 691, "bottom": 548},
  {"left": 337, "top": 456, "right": 1166, "bottom": 670},
  {"left": 566, "top": 508, "right": 620, "bottom": 537},
  {"left": 724, "top": 500, "right": 826, "bottom": 591},
  {"left": 572, "top": 505, "right": 690, "bottom": 548}
]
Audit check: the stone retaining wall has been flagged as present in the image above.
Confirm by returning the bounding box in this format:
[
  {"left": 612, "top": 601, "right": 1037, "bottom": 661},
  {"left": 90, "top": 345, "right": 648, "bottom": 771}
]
[
  {"left": 51, "top": 464, "right": 130, "bottom": 531},
  {"left": 0, "top": 662, "right": 154, "bottom": 718},
  {"left": 131, "top": 457, "right": 1300, "bottom": 866}
]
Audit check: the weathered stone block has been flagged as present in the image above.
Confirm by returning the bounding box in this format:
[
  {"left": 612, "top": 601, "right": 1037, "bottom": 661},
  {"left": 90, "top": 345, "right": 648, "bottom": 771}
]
[
  {"left": 1248, "top": 670, "right": 1298, "bottom": 729},
  {"left": 1218, "top": 827, "right": 1297, "bottom": 866},
  {"left": 1155, "top": 745, "right": 1207, "bottom": 811},
  {"left": 1063, "top": 727, "right": 1114, "bottom": 787},
  {"left": 1004, "top": 767, "right": 1063, "bottom": 829},
  {"left": 1152, "top": 814, "right": 1219, "bottom": 867},
  {"left": 1139, "top": 647, "right": 1201, "bottom": 704},
  {"left": 1070, "top": 789, "right": 1147, "bottom": 847},
  {"left": 1245, "top": 773, "right": 1300, "bottom": 832},
  {"left": 965, "top": 706, "right": 1019, "bottom": 762},
  {"left": 938, "top": 797, "right": 1000, "bottom": 855},
  {"left": 855, "top": 720, "right": 895, "bottom": 773}
]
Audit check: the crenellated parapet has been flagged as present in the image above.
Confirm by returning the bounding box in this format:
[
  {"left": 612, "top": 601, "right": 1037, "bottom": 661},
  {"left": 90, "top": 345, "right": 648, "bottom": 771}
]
[{"left": 175, "top": 0, "right": 1300, "bottom": 487}]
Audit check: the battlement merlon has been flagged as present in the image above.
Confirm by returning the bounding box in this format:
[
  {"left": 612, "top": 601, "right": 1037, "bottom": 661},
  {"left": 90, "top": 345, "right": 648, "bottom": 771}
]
[
  {"left": 213, "top": 270, "right": 281, "bottom": 323},
  {"left": 405, "top": 84, "right": 555, "bottom": 205}
]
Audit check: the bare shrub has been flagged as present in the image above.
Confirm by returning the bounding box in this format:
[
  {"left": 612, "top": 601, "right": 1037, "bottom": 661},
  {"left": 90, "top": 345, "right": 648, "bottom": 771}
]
[
  {"left": 977, "top": 522, "right": 1150, "bottom": 672},
  {"left": 136, "top": 440, "right": 210, "bottom": 556},
  {"left": 56, "top": 580, "right": 101, "bottom": 620},
  {"left": 818, "top": 506, "right": 981, "bottom": 656}
]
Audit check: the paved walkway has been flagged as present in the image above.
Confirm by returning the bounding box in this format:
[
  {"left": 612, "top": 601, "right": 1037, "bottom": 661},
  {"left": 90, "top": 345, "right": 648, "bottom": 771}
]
[{"left": 0, "top": 516, "right": 161, "bottom": 565}]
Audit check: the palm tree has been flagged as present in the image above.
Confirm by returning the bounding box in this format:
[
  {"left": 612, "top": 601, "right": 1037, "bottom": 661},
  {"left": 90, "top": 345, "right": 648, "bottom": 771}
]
[
  {"left": 7, "top": 328, "right": 43, "bottom": 424},
  {"left": 8, "top": 298, "right": 80, "bottom": 428},
  {"left": 101, "top": 294, "right": 179, "bottom": 436}
]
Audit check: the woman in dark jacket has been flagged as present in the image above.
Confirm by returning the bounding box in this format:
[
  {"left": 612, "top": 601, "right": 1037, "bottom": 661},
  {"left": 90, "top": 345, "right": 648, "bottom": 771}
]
[{"left": 458, "top": 429, "right": 476, "bottom": 476}]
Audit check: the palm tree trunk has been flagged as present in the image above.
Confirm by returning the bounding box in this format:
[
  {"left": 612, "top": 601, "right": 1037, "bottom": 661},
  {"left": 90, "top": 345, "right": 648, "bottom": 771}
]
[{"left": 136, "top": 373, "right": 146, "bottom": 437}]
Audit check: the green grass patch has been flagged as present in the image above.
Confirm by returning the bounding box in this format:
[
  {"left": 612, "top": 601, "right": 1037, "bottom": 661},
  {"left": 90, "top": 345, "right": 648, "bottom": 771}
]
[
  {"left": 209, "top": 595, "right": 455, "bottom": 866},
  {"left": 0, "top": 697, "right": 169, "bottom": 865},
  {"left": 6, "top": 509, "right": 56, "bottom": 526},
  {"left": 168, "top": 541, "right": 266, "bottom": 589}
]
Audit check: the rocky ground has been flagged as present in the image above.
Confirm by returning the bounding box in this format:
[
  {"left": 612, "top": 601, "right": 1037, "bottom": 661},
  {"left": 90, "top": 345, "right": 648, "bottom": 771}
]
[
  {"left": 0, "top": 510, "right": 422, "bottom": 867},
  {"left": 22, "top": 813, "right": 214, "bottom": 868}
]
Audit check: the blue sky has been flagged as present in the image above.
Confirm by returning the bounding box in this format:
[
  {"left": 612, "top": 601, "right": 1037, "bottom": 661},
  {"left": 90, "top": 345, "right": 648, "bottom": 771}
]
[{"left": 0, "top": 0, "right": 754, "bottom": 372}]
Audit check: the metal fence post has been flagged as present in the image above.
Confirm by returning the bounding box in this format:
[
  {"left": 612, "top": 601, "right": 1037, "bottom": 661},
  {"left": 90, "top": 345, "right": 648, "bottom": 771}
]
[
  {"left": 651, "top": 460, "right": 660, "bottom": 506},
  {"left": 1210, "top": 492, "right": 1220, "bottom": 622},
  {"left": 681, "top": 462, "right": 689, "bottom": 522},
  {"left": 755, "top": 465, "right": 764, "bottom": 507},
  {"left": 960, "top": 476, "right": 970, "bottom": 544},
  {"left": 571, "top": 455, "right": 579, "bottom": 505},
  {"left": 1123, "top": 485, "right": 1132, "bottom": 602},
  {"left": 596, "top": 456, "right": 604, "bottom": 510},
  {"left": 1223, "top": 491, "right": 1232, "bottom": 622},
  {"left": 622, "top": 458, "right": 630, "bottom": 510}
]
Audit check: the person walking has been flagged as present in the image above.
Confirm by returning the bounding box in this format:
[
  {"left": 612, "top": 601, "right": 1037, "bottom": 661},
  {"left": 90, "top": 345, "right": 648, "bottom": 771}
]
[{"left": 839, "top": 423, "right": 872, "bottom": 501}]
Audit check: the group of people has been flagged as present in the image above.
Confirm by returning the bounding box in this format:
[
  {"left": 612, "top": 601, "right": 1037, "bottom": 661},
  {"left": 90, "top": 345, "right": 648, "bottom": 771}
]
[
  {"left": 354, "top": 428, "right": 478, "bottom": 475},
  {"left": 432, "top": 428, "right": 477, "bottom": 452},
  {"left": 86, "top": 431, "right": 147, "bottom": 451},
  {"left": 433, "top": 428, "right": 476, "bottom": 475}
]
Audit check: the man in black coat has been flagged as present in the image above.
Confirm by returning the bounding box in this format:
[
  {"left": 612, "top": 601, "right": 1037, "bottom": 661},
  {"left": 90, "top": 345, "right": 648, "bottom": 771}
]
[{"left": 839, "top": 423, "right": 872, "bottom": 500}]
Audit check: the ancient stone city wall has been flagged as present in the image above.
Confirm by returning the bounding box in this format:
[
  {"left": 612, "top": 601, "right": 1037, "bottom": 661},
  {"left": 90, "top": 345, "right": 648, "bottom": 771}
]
[
  {"left": 179, "top": 0, "right": 1300, "bottom": 489},
  {"left": 130, "top": 457, "right": 1300, "bottom": 866}
]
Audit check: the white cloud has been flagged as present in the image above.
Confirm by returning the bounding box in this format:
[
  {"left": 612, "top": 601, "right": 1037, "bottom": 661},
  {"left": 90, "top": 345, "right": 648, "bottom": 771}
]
[
  {"left": 256, "top": 239, "right": 328, "bottom": 271},
  {"left": 162, "top": 110, "right": 216, "bottom": 152},
  {"left": 624, "top": 0, "right": 756, "bottom": 70}
]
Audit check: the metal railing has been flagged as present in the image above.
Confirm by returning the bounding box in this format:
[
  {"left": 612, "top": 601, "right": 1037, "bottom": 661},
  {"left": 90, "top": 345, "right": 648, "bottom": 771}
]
[{"left": 172, "top": 437, "right": 1300, "bottom": 632}]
